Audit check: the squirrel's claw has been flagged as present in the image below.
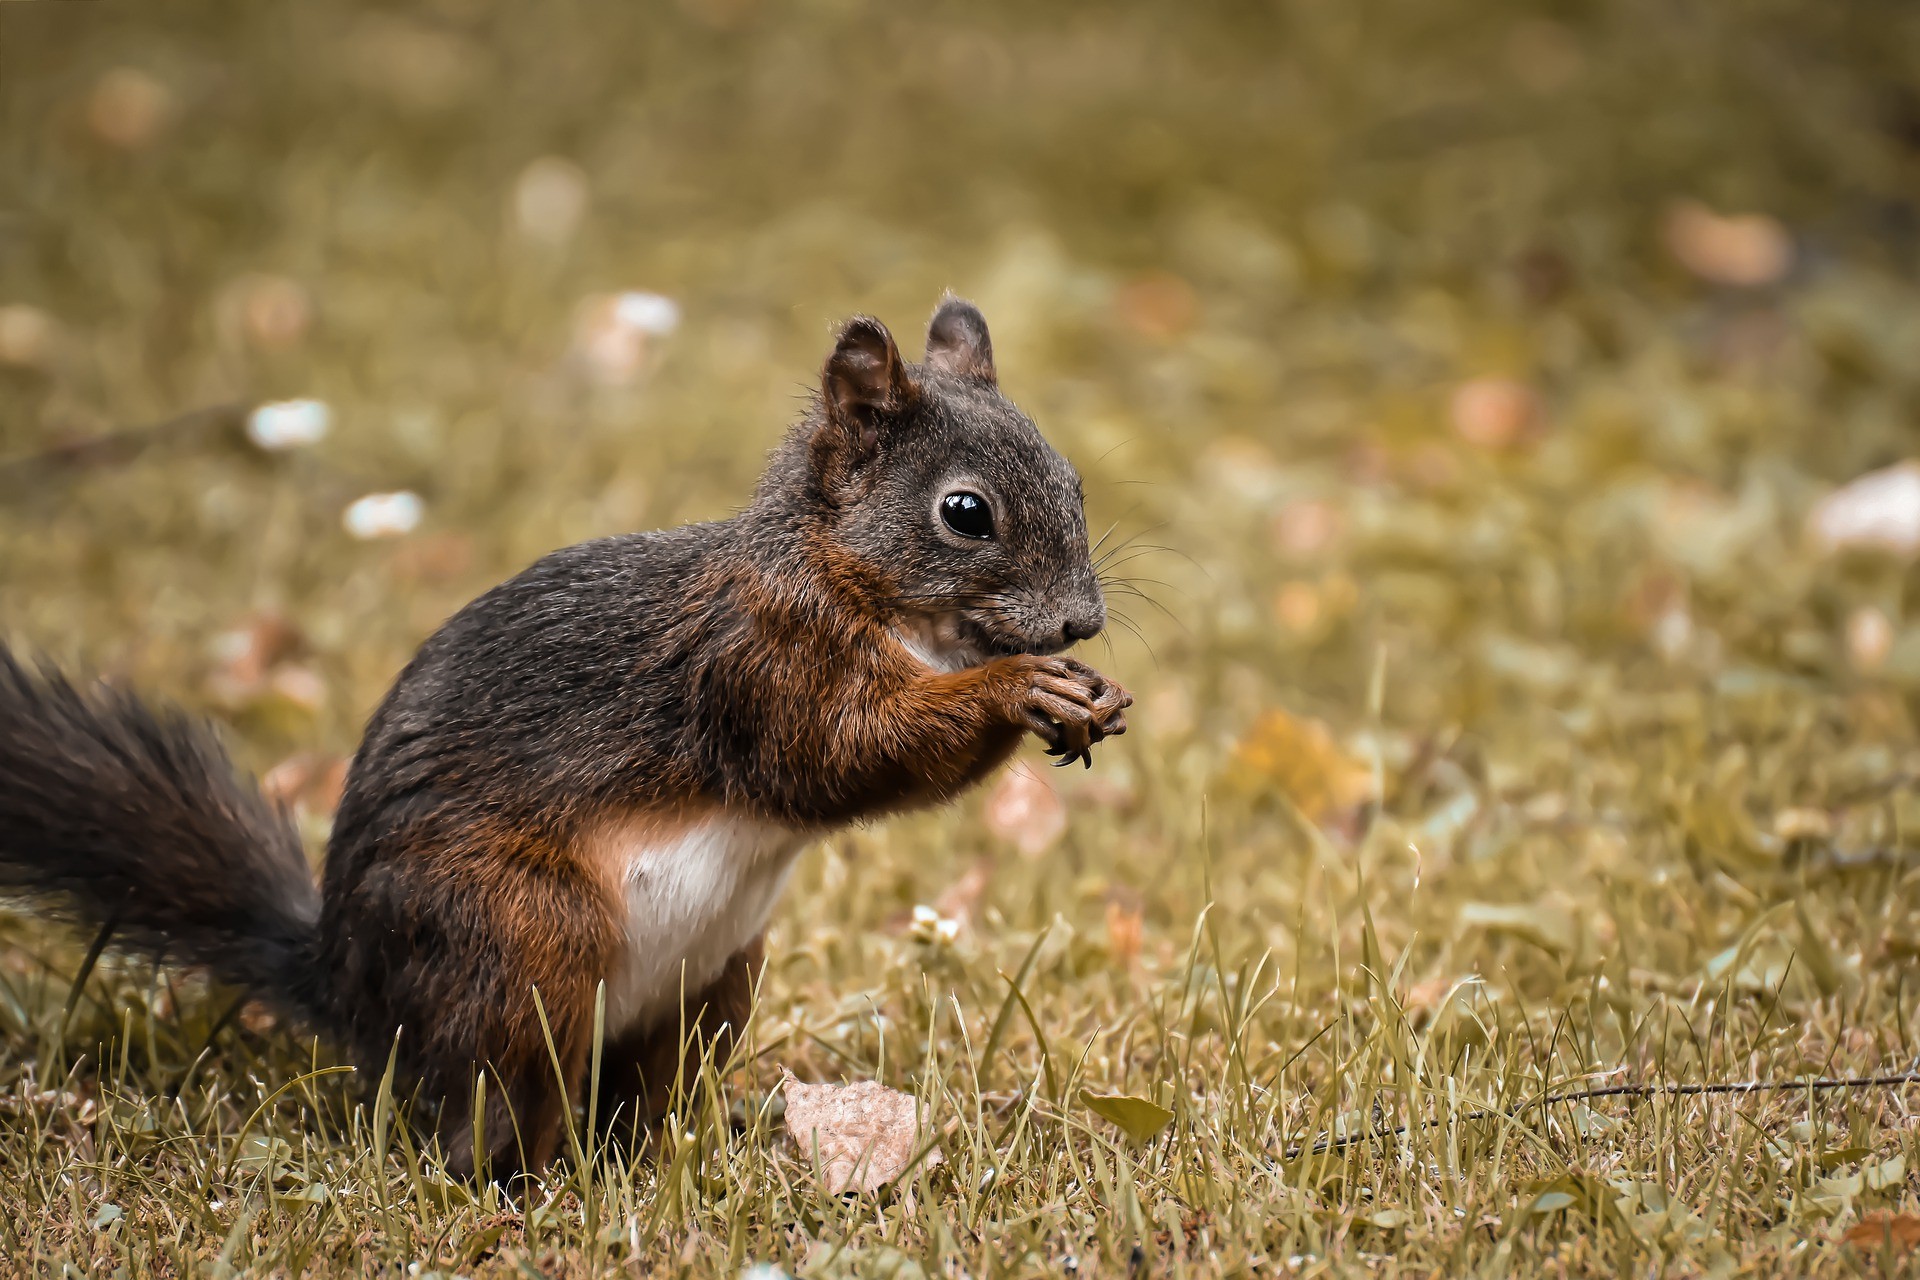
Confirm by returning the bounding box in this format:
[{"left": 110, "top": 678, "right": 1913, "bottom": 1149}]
[{"left": 1046, "top": 745, "right": 1093, "bottom": 769}]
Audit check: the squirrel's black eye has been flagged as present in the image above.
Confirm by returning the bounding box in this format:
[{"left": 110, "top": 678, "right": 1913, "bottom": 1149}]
[{"left": 940, "top": 491, "right": 995, "bottom": 540}]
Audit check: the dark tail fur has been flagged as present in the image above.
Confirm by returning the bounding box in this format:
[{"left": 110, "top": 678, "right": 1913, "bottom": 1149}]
[{"left": 0, "top": 649, "right": 325, "bottom": 1022}]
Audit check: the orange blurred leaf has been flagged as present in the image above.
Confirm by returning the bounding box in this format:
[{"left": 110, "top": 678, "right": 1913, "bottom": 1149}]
[
  {"left": 1227, "top": 708, "right": 1373, "bottom": 823},
  {"left": 1842, "top": 1211, "right": 1920, "bottom": 1252}
]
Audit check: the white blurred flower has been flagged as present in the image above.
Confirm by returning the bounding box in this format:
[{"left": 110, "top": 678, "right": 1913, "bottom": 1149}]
[
  {"left": 576, "top": 291, "right": 681, "bottom": 385},
  {"left": 740, "top": 1265, "right": 791, "bottom": 1280},
  {"left": 1808, "top": 462, "right": 1920, "bottom": 558},
  {"left": 342, "top": 491, "right": 424, "bottom": 539},
  {"left": 247, "top": 399, "right": 331, "bottom": 451},
  {"left": 614, "top": 291, "right": 681, "bottom": 335},
  {"left": 910, "top": 904, "right": 962, "bottom": 945}
]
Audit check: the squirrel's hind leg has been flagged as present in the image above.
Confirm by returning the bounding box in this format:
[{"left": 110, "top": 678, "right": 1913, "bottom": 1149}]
[
  {"left": 595, "top": 934, "right": 764, "bottom": 1149},
  {"left": 338, "top": 818, "right": 619, "bottom": 1188}
]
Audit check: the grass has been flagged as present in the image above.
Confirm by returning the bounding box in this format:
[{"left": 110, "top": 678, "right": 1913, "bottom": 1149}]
[{"left": 6, "top": 0, "right": 1920, "bottom": 1274}]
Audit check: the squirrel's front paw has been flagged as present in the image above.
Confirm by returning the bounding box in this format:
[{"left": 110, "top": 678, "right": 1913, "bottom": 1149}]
[{"left": 1011, "top": 657, "right": 1133, "bottom": 769}]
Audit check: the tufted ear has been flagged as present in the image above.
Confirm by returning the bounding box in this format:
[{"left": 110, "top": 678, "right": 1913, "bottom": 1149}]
[
  {"left": 823, "top": 316, "right": 909, "bottom": 432},
  {"left": 924, "top": 294, "right": 995, "bottom": 385},
  {"left": 813, "top": 315, "right": 911, "bottom": 497}
]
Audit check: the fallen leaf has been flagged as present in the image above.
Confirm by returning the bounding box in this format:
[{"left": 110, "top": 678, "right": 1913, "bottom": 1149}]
[
  {"left": 1104, "top": 896, "right": 1144, "bottom": 969},
  {"left": 1274, "top": 581, "right": 1322, "bottom": 634},
  {"left": 206, "top": 612, "right": 305, "bottom": 703},
  {"left": 261, "top": 752, "right": 349, "bottom": 816},
  {"left": 984, "top": 762, "right": 1067, "bottom": 857},
  {"left": 1866, "top": 1154, "right": 1906, "bottom": 1191},
  {"left": 1449, "top": 377, "right": 1540, "bottom": 450},
  {"left": 1271, "top": 498, "right": 1345, "bottom": 560},
  {"left": 87, "top": 68, "right": 174, "bottom": 149},
  {"left": 574, "top": 291, "right": 681, "bottom": 385},
  {"left": 1458, "top": 900, "right": 1577, "bottom": 956},
  {"left": 221, "top": 274, "right": 312, "bottom": 351},
  {"left": 931, "top": 857, "right": 992, "bottom": 926},
  {"left": 781, "top": 1073, "right": 939, "bottom": 1194},
  {"left": 269, "top": 665, "right": 327, "bottom": 712},
  {"left": 1843, "top": 1211, "right": 1920, "bottom": 1252},
  {"left": 513, "top": 155, "right": 590, "bottom": 246},
  {"left": 388, "top": 531, "right": 476, "bottom": 584},
  {"left": 1114, "top": 271, "right": 1198, "bottom": 340},
  {"left": 1079, "top": 1089, "right": 1174, "bottom": 1142},
  {"left": 1227, "top": 708, "right": 1374, "bottom": 823},
  {"left": 0, "top": 304, "right": 56, "bottom": 368},
  {"left": 1847, "top": 606, "right": 1895, "bottom": 672},
  {"left": 1663, "top": 200, "right": 1792, "bottom": 287}
]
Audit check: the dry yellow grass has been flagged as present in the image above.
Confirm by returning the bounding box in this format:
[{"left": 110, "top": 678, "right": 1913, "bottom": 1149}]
[{"left": 5, "top": 0, "right": 1920, "bottom": 1274}]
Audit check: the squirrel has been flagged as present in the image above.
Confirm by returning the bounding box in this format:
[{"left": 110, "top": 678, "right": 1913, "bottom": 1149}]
[{"left": 0, "top": 296, "right": 1131, "bottom": 1184}]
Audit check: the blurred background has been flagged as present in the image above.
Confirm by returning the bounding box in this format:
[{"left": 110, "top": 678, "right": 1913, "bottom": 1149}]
[{"left": 6, "top": 0, "right": 1920, "bottom": 1088}]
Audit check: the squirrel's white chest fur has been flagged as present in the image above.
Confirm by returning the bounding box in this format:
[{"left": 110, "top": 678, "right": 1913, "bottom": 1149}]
[{"left": 596, "top": 814, "right": 806, "bottom": 1037}]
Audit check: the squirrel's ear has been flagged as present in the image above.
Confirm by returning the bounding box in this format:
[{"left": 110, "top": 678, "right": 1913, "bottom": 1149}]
[
  {"left": 814, "top": 316, "right": 910, "bottom": 496},
  {"left": 924, "top": 294, "right": 996, "bottom": 385},
  {"left": 821, "top": 316, "right": 909, "bottom": 436}
]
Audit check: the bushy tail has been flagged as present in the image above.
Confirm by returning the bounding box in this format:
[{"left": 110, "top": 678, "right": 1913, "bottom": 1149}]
[{"left": 0, "top": 649, "right": 325, "bottom": 1022}]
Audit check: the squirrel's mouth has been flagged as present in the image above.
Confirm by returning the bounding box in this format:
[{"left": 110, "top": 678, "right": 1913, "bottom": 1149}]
[
  {"left": 958, "top": 612, "right": 1072, "bottom": 660},
  {"left": 893, "top": 609, "right": 1072, "bottom": 674}
]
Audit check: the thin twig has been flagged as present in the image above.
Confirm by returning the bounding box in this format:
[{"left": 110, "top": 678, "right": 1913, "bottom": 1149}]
[
  {"left": 1284, "top": 1070, "right": 1920, "bottom": 1160},
  {"left": 0, "top": 401, "right": 248, "bottom": 483}
]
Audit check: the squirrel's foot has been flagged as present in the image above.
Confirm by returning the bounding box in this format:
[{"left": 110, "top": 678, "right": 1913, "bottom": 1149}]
[{"left": 1013, "top": 656, "right": 1133, "bottom": 767}]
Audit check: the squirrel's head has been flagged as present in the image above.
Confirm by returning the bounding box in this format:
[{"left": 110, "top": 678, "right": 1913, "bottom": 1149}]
[{"left": 784, "top": 296, "right": 1104, "bottom": 669}]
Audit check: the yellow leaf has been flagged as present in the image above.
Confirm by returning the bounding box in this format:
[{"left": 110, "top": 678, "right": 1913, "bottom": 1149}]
[
  {"left": 1227, "top": 708, "right": 1373, "bottom": 822},
  {"left": 1079, "top": 1089, "right": 1174, "bottom": 1142},
  {"left": 1457, "top": 900, "right": 1577, "bottom": 956}
]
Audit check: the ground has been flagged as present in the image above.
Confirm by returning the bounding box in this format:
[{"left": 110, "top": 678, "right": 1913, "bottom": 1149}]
[{"left": 4, "top": 0, "right": 1920, "bottom": 1275}]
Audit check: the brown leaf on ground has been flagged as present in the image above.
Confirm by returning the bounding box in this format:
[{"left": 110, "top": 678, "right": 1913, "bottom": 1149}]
[
  {"left": 1662, "top": 200, "right": 1792, "bottom": 286},
  {"left": 260, "top": 752, "right": 349, "bottom": 816},
  {"left": 932, "top": 858, "right": 993, "bottom": 927},
  {"left": 984, "top": 762, "right": 1067, "bottom": 856},
  {"left": 781, "top": 1072, "right": 940, "bottom": 1194},
  {"left": 207, "top": 612, "right": 304, "bottom": 701},
  {"left": 1105, "top": 894, "right": 1144, "bottom": 969},
  {"left": 1842, "top": 1211, "right": 1920, "bottom": 1252},
  {"left": 1114, "top": 271, "right": 1198, "bottom": 340},
  {"left": 1450, "top": 377, "right": 1540, "bottom": 450}
]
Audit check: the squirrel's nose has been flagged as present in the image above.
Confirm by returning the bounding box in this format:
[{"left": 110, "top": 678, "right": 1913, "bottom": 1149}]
[{"left": 1061, "top": 614, "right": 1103, "bottom": 644}]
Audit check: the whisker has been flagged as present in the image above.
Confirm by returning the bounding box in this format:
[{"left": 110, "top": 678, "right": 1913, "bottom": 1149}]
[
  {"left": 1089, "top": 522, "right": 1170, "bottom": 565},
  {"left": 1089, "top": 504, "right": 1148, "bottom": 556},
  {"left": 1104, "top": 610, "right": 1161, "bottom": 665}
]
